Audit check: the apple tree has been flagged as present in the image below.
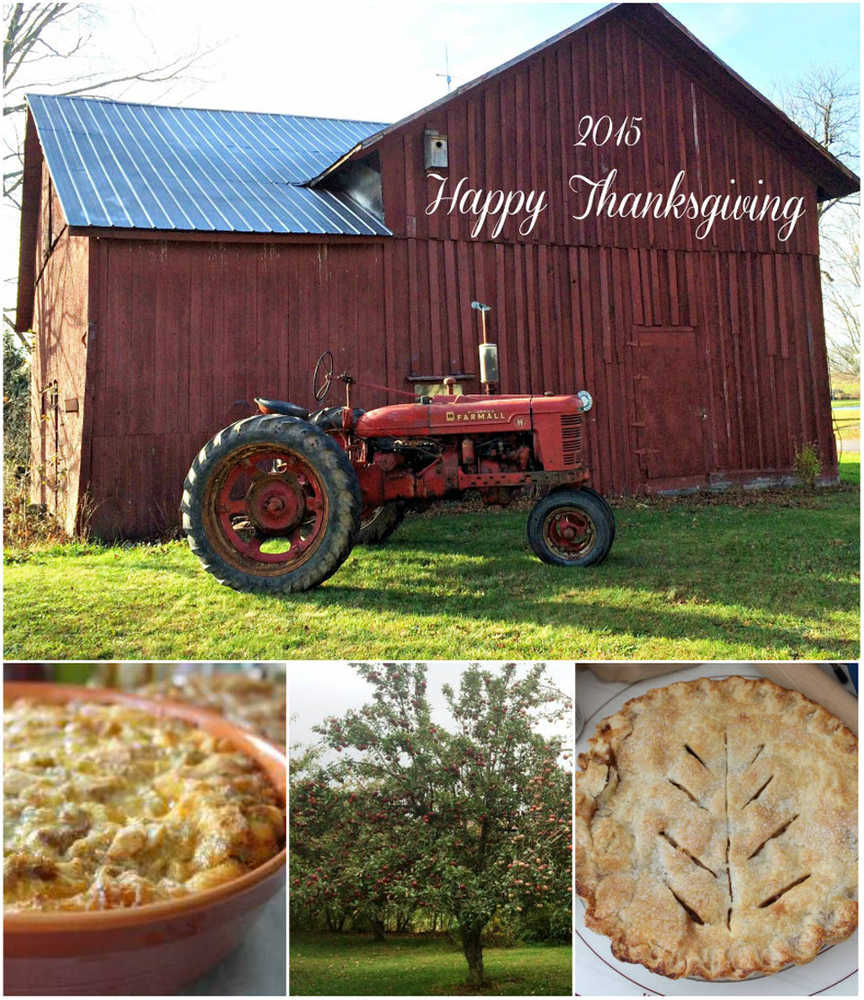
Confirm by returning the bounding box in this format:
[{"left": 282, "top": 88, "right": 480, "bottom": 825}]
[
  {"left": 290, "top": 764, "right": 426, "bottom": 937},
  {"left": 314, "top": 663, "right": 572, "bottom": 986}
]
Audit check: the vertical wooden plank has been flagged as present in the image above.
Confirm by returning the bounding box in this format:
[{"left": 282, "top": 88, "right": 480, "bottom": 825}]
[
  {"left": 667, "top": 251, "right": 680, "bottom": 327},
  {"left": 639, "top": 248, "right": 654, "bottom": 325},
  {"left": 428, "top": 239, "right": 443, "bottom": 375},
  {"left": 635, "top": 35, "right": 655, "bottom": 249},
  {"left": 789, "top": 255, "right": 814, "bottom": 448},
  {"left": 579, "top": 246, "right": 603, "bottom": 489},
  {"left": 557, "top": 45, "right": 573, "bottom": 247},
  {"left": 512, "top": 243, "right": 529, "bottom": 393},
  {"left": 608, "top": 247, "right": 628, "bottom": 489},
  {"left": 494, "top": 243, "right": 508, "bottom": 383},
  {"left": 801, "top": 251, "right": 836, "bottom": 469},
  {"left": 407, "top": 238, "right": 420, "bottom": 373},
  {"left": 599, "top": 247, "right": 613, "bottom": 363},
  {"left": 699, "top": 252, "right": 720, "bottom": 474},
  {"left": 524, "top": 243, "right": 539, "bottom": 390},
  {"left": 628, "top": 248, "right": 644, "bottom": 325},
  {"left": 726, "top": 252, "right": 747, "bottom": 468},
  {"left": 537, "top": 243, "right": 554, "bottom": 389},
  {"left": 442, "top": 239, "right": 460, "bottom": 372},
  {"left": 761, "top": 255, "right": 777, "bottom": 357},
  {"left": 403, "top": 133, "right": 417, "bottom": 239},
  {"left": 712, "top": 252, "right": 733, "bottom": 469},
  {"left": 447, "top": 103, "right": 467, "bottom": 242}
]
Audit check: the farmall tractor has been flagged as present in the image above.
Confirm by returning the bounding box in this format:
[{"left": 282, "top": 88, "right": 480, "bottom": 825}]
[{"left": 182, "top": 302, "right": 615, "bottom": 592}]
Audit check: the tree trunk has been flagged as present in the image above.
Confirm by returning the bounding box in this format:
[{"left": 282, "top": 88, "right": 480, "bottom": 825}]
[
  {"left": 460, "top": 925, "right": 486, "bottom": 986},
  {"left": 370, "top": 916, "right": 386, "bottom": 942}
]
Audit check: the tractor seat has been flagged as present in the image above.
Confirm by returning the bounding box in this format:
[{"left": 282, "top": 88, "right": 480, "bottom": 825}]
[
  {"left": 309, "top": 406, "right": 366, "bottom": 430},
  {"left": 255, "top": 398, "right": 309, "bottom": 419}
]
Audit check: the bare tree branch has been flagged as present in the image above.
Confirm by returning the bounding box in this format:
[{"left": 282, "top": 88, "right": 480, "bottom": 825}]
[
  {"left": 775, "top": 66, "right": 860, "bottom": 219},
  {"left": 4, "top": 4, "right": 81, "bottom": 90},
  {"left": 3, "top": 2, "right": 223, "bottom": 361},
  {"left": 776, "top": 66, "right": 860, "bottom": 376},
  {"left": 2, "top": 309, "right": 33, "bottom": 350},
  {"left": 4, "top": 42, "right": 219, "bottom": 114}
]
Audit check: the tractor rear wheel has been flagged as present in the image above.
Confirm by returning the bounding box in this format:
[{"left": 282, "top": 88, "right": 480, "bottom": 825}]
[
  {"left": 357, "top": 502, "right": 405, "bottom": 545},
  {"left": 527, "top": 488, "right": 614, "bottom": 567},
  {"left": 181, "top": 415, "right": 361, "bottom": 592}
]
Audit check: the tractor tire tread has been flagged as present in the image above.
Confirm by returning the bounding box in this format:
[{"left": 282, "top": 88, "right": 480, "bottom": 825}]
[
  {"left": 356, "top": 502, "right": 405, "bottom": 545},
  {"left": 181, "top": 415, "right": 361, "bottom": 593}
]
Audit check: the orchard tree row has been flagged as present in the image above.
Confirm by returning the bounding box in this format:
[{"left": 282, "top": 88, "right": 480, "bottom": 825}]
[{"left": 289, "top": 664, "right": 573, "bottom": 986}]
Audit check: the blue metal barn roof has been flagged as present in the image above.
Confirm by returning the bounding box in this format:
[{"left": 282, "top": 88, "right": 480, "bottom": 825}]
[{"left": 27, "top": 93, "right": 391, "bottom": 236}]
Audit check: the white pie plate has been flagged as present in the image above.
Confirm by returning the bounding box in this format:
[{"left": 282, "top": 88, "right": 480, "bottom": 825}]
[{"left": 574, "top": 662, "right": 858, "bottom": 996}]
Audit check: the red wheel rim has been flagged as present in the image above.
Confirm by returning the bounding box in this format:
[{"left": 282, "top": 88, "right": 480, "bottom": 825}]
[
  {"left": 202, "top": 445, "right": 329, "bottom": 576},
  {"left": 542, "top": 506, "right": 596, "bottom": 559}
]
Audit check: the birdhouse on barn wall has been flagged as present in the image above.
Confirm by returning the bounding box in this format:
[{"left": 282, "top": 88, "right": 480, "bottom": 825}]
[{"left": 424, "top": 129, "right": 448, "bottom": 169}]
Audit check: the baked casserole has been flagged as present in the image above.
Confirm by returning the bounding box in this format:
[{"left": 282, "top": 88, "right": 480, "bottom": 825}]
[
  {"left": 4, "top": 698, "right": 285, "bottom": 911},
  {"left": 134, "top": 672, "right": 285, "bottom": 746}
]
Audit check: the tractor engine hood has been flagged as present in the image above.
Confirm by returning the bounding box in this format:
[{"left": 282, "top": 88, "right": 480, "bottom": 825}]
[{"left": 354, "top": 393, "right": 588, "bottom": 437}]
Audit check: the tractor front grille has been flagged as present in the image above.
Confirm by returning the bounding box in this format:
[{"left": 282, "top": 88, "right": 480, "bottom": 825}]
[{"left": 560, "top": 413, "right": 584, "bottom": 466}]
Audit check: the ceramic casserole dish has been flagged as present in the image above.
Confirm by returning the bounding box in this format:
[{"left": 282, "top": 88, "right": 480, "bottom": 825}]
[{"left": 3, "top": 682, "right": 286, "bottom": 995}]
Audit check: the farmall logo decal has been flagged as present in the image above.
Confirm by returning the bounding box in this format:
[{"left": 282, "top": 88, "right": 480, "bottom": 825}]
[{"left": 445, "top": 409, "right": 508, "bottom": 423}]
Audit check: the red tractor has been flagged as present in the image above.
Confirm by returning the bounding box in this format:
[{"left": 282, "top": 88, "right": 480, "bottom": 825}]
[{"left": 182, "top": 304, "right": 615, "bottom": 592}]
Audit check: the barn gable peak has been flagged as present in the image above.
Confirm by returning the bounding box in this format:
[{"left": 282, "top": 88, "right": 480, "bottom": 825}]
[{"left": 307, "top": 2, "right": 859, "bottom": 203}]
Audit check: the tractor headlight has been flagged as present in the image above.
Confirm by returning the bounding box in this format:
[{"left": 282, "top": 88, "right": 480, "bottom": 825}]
[{"left": 577, "top": 390, "right": 593, "bottom": 412}]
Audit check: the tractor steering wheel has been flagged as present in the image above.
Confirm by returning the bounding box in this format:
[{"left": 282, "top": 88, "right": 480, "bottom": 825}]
[{"left": 312, "top": 350, "right": 334, "bottom": 403}]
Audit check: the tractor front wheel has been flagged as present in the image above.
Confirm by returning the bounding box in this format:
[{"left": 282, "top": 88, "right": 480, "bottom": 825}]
[
  {"left": 181, "top": 415, "right": 361, "bottom": 592},
  {"left": 357, "top": 502, "right": 405, "bottom": 545},
  {"left": 527, "top": 489, "right": 614, "bottom": 567}
]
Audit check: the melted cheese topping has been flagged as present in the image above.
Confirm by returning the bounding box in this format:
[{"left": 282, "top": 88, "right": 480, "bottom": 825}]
[
  {"left": 135, "top": 674, "right": 286, "bottom": 746},
  {"left": 4, "top": 698, "right": 285, "bottom": 911}
]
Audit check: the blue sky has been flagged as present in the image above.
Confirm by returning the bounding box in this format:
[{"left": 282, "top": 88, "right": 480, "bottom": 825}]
[
  {"left": 414, "top": 4, "right": 861, "bottom": 107},
  {"left": 78, "top": 3, "right": 861, "bottom": 129},
  {"left": 663, "top": 3, "right": 859, "bottom": 97}
]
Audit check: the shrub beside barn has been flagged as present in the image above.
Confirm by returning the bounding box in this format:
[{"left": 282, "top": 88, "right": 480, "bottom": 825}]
[{"left": 15, "top": 2, "right": 859, "bottom": 538}]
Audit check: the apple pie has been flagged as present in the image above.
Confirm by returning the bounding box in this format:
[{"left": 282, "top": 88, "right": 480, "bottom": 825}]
[{"left": 574, "top": 676, "right": 857, "bottom": 979}]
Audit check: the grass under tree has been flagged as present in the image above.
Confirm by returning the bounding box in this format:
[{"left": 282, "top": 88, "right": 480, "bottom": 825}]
[
  {"left": 4, "top": 458, "right": 858, "bottom": 661},
  {"left": 288, "top": 934, "right": 571, "bottom": 996}
]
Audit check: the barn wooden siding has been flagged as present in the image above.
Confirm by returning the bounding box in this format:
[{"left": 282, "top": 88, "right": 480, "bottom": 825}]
[
  {"left": 23, "top": 4, "right": 847, "bottom": 538},
  {"left": 84, "top": 237, "right": 389, "bottom": 536},
  {"left": 28, "top": 157, "right": 89, "bottom": 532},
  {"left": 368, "top": 12, "right": 822, "bottom": 255},
  {"left": 81, "top": 230, "right": 833, "bottom": 538}
]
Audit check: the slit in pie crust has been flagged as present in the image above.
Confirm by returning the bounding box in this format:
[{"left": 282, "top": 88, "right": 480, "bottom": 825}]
[{"left": 574, "top": 676, "right": 858, "bottom": 980}]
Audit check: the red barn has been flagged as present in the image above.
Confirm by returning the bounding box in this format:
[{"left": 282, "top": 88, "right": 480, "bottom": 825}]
[{"left": 15, "top": 2, "right": 858, "bottom": 538}]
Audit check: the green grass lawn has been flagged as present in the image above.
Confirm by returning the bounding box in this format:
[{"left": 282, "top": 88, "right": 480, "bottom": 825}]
[
  {"left": 5, "top": 463, "right": 858, "bottom": 661},
  {"left": 832, "top": 400, "right": 860, "bottom": 452},
  {"left": 289, "top": 933, "right": 571, "bottom": 996}
]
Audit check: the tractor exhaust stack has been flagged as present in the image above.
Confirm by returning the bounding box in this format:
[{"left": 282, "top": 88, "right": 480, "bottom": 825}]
[{"left": 471, "top": 301, "right": 498, "bottom": 394}]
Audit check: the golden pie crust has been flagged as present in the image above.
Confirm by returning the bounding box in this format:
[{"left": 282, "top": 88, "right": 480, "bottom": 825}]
[{"left": 575, "top": 677, "right": 858, "bottom": 980}]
